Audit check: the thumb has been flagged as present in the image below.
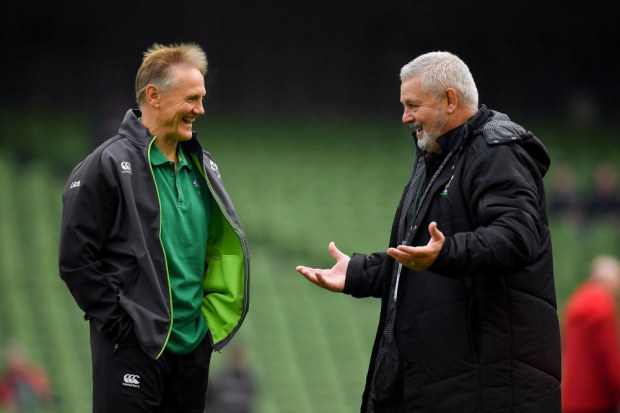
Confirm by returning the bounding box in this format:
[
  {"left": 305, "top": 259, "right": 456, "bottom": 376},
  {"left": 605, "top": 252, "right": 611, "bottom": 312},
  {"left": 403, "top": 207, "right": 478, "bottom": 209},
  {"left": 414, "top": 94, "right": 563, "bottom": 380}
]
[
  {"left": 328, "top": 242, "right": 346, "bottom": 261},
  {"left": 429, "top": 222, "right": 444, "bottom": 241}
]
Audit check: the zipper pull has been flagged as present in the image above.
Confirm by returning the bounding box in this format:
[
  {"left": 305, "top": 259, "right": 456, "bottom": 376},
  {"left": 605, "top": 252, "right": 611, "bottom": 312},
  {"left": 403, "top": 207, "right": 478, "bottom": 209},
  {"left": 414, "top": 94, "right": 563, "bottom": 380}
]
[
  {"left": 393, "top": 241, "right": 407, "bottom": 301},
  {"left": 394, "top": 263, "right": 402, "bottom": 301}
]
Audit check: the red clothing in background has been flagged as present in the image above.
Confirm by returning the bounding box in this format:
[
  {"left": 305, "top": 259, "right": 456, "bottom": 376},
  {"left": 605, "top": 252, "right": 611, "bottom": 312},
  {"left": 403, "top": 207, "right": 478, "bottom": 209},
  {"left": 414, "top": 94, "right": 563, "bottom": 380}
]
[{"left": 562, "top": 282, "right": 620, "bottom": 412}]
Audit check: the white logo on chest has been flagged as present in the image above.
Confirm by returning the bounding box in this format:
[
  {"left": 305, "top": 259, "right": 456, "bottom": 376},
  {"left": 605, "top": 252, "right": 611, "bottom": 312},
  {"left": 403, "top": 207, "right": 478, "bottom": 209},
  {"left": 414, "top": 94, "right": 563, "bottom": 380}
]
[
  {"left": 210, "top": 160, "right": 221, "bottom": 179},
  {"left": 121, "top": 161, "right": 132, "bottom": 174},
  {"left": 122, "top": 373, "right": 141, "bottom": 389}
]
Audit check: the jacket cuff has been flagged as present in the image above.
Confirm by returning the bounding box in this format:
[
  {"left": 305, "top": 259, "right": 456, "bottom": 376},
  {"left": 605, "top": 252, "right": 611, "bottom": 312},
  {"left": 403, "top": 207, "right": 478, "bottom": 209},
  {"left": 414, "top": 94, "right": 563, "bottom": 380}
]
[
  {"left": 428, "top": 236, "right": 451, "bottom": 275},
  {"left": 343, "top": 253, "right": 367, "bottom": 296}
]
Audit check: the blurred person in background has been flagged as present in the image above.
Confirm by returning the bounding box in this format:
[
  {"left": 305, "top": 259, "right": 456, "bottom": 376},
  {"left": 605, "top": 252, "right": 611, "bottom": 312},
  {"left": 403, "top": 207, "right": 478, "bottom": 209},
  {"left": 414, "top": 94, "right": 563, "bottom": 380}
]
[
  {"left": 548, "top": 164, "right": 585, "bottom": 226},
  {"left": 562, "top": 255, "right": 620, "bottom": 413},
  {"left": 59, "top": 43, "right": 250, "bottom": 413},
  {"left": 0, "top": 341, "right": 53, "bottom": 411},
  {"left": 586, "top": 162, "right": 620, "bottom": 223},
  {"left": 205, "top": 344, "right": 256, "bottom": 413},
  {"left": 297, "top": 51, "right": 560, "bottom": 412}
]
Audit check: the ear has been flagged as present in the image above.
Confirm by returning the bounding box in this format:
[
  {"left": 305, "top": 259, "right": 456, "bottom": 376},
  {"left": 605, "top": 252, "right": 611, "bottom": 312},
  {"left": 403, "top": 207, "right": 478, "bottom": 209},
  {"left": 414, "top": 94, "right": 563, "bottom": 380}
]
[
  {"left": 145, "top": 85, "right": 160, "bottom": 108},
  {"left": 443, "top": 88, "right": 458, "bottom": 114}
]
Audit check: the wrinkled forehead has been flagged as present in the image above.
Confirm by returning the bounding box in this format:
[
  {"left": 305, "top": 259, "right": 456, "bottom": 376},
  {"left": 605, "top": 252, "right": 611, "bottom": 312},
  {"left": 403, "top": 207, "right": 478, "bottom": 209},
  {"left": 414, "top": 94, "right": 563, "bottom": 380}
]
[
  {"left": 168, "top": 64, "right": 206, "bottom": 93},
  {"left": 400, "top": 76, "right": 438, "bottom": 103}
]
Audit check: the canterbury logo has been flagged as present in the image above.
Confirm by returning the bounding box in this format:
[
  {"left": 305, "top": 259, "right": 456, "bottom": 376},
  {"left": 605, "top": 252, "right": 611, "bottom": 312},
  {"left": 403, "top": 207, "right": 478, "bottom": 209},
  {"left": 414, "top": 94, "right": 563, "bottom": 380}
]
[
  {"left": 69, "top": 180, "right": 80, "bottom": 189},
  {"left": 120, "top": 161, "right": 132, "bottom": 174},
  {"left": 122, "top": 374, "right": 141, "bottom": 388},
  {"left": 210, "top": 160, "right": 221, "bottom": 179}
]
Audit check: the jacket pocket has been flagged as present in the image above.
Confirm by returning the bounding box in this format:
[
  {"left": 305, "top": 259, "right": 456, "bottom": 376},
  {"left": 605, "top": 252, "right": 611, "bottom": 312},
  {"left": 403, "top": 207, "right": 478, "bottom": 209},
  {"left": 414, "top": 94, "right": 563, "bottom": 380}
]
[{"left": 123, "top": 268, "right": 141, "bottom": 298}]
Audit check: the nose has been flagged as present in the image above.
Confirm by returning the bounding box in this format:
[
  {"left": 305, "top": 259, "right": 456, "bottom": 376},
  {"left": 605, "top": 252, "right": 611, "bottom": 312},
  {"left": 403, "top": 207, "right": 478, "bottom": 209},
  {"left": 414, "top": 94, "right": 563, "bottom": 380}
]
[
  {"left": 402, "top": 107, "right": 414, "bottom": 125},
  {"left": 194, "top": 100, "right": 205, "bottom": 116}
]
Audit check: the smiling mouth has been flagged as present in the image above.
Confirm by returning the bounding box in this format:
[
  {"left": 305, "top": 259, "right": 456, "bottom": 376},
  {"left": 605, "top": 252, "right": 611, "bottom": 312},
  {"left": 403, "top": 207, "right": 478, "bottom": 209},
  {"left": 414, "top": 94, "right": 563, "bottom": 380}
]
[
  {"left": 409, "top": 123, "right": 423, "bottom": 133},
  {"left": 182, "top": 117, "right": 195, "bottom": 126}
]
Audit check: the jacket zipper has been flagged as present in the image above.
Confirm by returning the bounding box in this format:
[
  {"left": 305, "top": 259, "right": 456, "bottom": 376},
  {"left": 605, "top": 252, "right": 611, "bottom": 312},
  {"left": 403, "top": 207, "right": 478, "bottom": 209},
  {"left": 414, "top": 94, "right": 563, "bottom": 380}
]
[
  {"left": 393, "top": 152, "right": 455, "bottom": 300},
  {"left": 147, "top": 137, "right": 175, "bottom": 359}
]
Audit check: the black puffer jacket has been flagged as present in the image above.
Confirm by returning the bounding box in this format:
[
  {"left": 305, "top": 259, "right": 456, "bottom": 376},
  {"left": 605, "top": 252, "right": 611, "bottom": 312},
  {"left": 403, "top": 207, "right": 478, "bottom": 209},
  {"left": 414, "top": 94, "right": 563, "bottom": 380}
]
[{"left": 344, "top": 106, "right": 561, "bottom": 412}]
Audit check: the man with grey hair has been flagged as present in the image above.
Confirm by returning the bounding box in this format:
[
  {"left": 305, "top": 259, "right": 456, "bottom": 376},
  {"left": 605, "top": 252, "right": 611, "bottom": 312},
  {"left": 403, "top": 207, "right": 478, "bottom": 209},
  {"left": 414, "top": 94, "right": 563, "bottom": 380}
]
[
  {"left": 297, "top": 51, "right": 560, "bottom": 411},
  {"left": 59, "top": 43, "right": 250, "bottom": 412}
]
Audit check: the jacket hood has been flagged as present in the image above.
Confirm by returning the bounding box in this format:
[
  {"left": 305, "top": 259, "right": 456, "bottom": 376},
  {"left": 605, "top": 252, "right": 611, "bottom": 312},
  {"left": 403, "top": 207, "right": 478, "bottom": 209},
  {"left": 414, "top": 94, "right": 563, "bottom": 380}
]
[{"left": 476, "top": 109, "right": 551, "bottom": 177}]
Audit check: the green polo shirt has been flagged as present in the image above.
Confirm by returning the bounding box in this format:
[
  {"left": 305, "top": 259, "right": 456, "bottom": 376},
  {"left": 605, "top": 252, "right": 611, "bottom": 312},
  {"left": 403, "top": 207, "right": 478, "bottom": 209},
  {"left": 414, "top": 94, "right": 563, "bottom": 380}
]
[{"left": 150, "top": 143, "right": 211, "bottom": 354}]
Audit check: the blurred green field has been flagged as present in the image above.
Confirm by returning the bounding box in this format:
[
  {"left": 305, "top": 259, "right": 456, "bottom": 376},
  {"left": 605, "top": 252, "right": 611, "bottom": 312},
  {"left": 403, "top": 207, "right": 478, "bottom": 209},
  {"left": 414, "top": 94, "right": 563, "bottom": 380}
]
[{"left": 0, "top": 112, "right": 618, "bottom": 412}]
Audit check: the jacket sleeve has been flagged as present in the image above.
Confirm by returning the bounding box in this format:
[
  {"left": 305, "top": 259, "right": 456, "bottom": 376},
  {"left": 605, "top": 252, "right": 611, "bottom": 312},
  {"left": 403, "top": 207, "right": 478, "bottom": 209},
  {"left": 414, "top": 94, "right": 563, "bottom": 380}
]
[
  {"left": 343, "top": 252, "right": 390, "bottom": 298},
  {"left": 58, "top": 153, "right": 133, "bottom": 343},
  {"left": 431, "top": 143, "right": 543, "bottom": 277}
]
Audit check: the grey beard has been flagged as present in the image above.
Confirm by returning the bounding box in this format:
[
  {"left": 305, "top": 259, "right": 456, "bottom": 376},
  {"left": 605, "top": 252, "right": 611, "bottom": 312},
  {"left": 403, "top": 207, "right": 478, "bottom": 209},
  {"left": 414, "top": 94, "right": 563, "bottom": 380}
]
[
  {"left": 417, "top": 111, "right": 448, "bottom": 152},
  {"left": 417, "top": 131, "right": 437, "bottom": 152}
]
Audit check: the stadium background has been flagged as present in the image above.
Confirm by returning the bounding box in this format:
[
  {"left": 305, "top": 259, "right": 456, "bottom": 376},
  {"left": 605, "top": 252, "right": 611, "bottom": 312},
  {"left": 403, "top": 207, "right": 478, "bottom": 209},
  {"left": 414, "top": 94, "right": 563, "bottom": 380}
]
[{"left": 1, "top": 1, "right": 619, "bottom": 411}]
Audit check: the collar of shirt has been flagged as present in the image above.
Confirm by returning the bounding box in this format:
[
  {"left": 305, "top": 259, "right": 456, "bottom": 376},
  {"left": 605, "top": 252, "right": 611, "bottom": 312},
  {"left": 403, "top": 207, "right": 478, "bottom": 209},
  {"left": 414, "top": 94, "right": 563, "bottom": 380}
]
[{"left": 150, "top": 143, "right": 190, "bottom": 171}]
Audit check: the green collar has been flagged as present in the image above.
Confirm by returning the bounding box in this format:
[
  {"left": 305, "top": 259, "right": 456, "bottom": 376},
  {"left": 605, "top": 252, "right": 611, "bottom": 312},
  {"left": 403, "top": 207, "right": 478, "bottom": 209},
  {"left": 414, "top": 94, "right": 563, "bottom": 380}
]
[{"left": 150, "top": 143, "right": 190, "bottom": 170}]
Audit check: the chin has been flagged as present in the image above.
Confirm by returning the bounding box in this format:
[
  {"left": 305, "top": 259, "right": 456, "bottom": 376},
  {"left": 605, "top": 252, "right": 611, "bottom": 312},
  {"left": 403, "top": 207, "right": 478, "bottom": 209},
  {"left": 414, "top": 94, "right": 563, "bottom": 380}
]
[{"left": 177, "top": 131, "right": 194, "bottom": 141}]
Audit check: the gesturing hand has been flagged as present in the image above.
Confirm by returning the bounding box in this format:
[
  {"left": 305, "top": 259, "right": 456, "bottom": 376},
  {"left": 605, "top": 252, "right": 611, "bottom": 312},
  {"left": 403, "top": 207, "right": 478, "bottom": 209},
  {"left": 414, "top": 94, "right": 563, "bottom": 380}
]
[
  {"left": 387, "top": 222, "right": 445, "bottom": 271},
  {"left": 296, "top": 242, "right": 350, "bottom": 292}
]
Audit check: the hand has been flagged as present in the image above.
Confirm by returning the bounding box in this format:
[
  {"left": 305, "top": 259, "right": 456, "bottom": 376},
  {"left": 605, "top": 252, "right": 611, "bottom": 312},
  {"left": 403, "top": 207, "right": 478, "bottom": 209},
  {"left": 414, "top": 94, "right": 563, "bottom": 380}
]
[
  {"left": 387, "top": 222, "right": 445, "bottom": 271},
  {"left": 296, "top": 242, "right": 350, "bottom": 292}
]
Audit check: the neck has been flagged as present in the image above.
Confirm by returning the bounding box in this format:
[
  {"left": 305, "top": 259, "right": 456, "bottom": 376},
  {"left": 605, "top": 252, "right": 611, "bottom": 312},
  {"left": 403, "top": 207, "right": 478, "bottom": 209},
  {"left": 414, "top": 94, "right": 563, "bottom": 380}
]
[
  {"left": 154, "top": 137, "right": 179, "bottom": 163},
  {"left": 446, "top": 107, "right": 477, "bottom": 132},
  {"left": 140, "top": 112, "right": 178, "bottom": 163}
]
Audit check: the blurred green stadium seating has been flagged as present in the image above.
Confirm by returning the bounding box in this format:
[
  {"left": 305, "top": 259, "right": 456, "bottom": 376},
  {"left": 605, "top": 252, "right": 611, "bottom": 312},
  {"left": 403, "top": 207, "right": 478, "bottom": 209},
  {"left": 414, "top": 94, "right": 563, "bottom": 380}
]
[{"left": 0, "top": 114, "right": 619, "bottom": 412}]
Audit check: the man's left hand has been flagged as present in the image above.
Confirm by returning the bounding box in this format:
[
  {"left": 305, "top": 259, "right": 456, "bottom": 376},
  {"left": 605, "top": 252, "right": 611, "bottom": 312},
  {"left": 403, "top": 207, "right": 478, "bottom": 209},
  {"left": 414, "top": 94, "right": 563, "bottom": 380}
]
[{"left": 387, "top": 222, "right": 445, "bottom": 271}]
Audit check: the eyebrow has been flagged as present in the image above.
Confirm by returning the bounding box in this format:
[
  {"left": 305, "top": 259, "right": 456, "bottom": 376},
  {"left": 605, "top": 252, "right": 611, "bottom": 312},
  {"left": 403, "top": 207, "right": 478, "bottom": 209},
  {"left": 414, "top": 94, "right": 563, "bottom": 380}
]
[{"left": 187, "top": 91, "right": 206, "bottom": 99}]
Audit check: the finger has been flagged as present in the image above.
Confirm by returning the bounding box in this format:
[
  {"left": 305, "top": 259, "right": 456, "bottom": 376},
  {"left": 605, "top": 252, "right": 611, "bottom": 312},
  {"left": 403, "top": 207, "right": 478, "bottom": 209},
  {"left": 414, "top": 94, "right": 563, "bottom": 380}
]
[
  {"left": 296, "top": 266, "right": 320, "bottom": 284},
  {"left": 387, "top": 247, "right": 413, "bottom": 261},
  {"left": 328, "top": 242, "right": 346, "bottom": 261},
  {"left": 396, "top": 245, "right": 417, "bottom": 254},
  {"left": 296, "top": 265, "right": 312, "bottom": 274},
  {"left": 315, "top": 270, "right": 340, "bottom": 292},
  {"left": 429, "top": 221, "right": 444, "bottom": 241},
  {"left": 315, "top": 270, "right": 329, "bottom": 287},
  {"left": 388, "top": 250, "right": 416, "bottom": 269}
]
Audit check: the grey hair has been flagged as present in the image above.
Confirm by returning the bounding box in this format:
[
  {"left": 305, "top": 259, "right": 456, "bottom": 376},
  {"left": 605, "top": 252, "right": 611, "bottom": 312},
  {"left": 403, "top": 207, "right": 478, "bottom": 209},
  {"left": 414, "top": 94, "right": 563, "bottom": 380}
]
[{"left": 400, "top": 51, "right": 478, "bottom": 110}]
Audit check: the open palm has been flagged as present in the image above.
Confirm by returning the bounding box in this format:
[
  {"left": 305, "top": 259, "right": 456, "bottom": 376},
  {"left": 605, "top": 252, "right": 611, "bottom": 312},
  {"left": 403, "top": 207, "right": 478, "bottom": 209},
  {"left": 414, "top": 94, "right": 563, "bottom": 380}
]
[{"left": 296, "top": 242, "right": 350, "bottom": 292}]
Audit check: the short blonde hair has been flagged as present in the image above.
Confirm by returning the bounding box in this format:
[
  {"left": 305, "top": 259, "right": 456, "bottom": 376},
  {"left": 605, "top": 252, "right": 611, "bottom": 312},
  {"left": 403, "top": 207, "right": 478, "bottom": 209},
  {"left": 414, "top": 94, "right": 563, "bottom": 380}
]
[{"left": 135, "top": 43, "right": 207, "bottom": 107}]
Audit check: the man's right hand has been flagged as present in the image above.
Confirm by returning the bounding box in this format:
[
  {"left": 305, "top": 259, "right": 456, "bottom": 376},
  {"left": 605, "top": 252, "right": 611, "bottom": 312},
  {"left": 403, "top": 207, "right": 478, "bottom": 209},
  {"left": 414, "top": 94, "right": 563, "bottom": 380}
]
[{"left": 296, "top": 242, "right": 350, "bottom": 292}]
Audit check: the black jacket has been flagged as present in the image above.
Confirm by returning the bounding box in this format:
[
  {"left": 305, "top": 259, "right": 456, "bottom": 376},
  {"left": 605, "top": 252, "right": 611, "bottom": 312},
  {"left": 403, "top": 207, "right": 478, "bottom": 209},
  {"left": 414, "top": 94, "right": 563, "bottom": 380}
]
[
  {"left": 344, "top": 106, "right": 561, "bottom": 412},
  {"left": 59, "top": 109, "right": 250, "bottom": 359}
]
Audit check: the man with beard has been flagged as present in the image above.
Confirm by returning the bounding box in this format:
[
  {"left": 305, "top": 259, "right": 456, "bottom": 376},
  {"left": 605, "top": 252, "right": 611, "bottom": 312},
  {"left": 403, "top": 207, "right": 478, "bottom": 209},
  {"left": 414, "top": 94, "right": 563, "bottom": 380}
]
[{"left": 296, "top": 51, "right": 561, "bottom": 412}]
